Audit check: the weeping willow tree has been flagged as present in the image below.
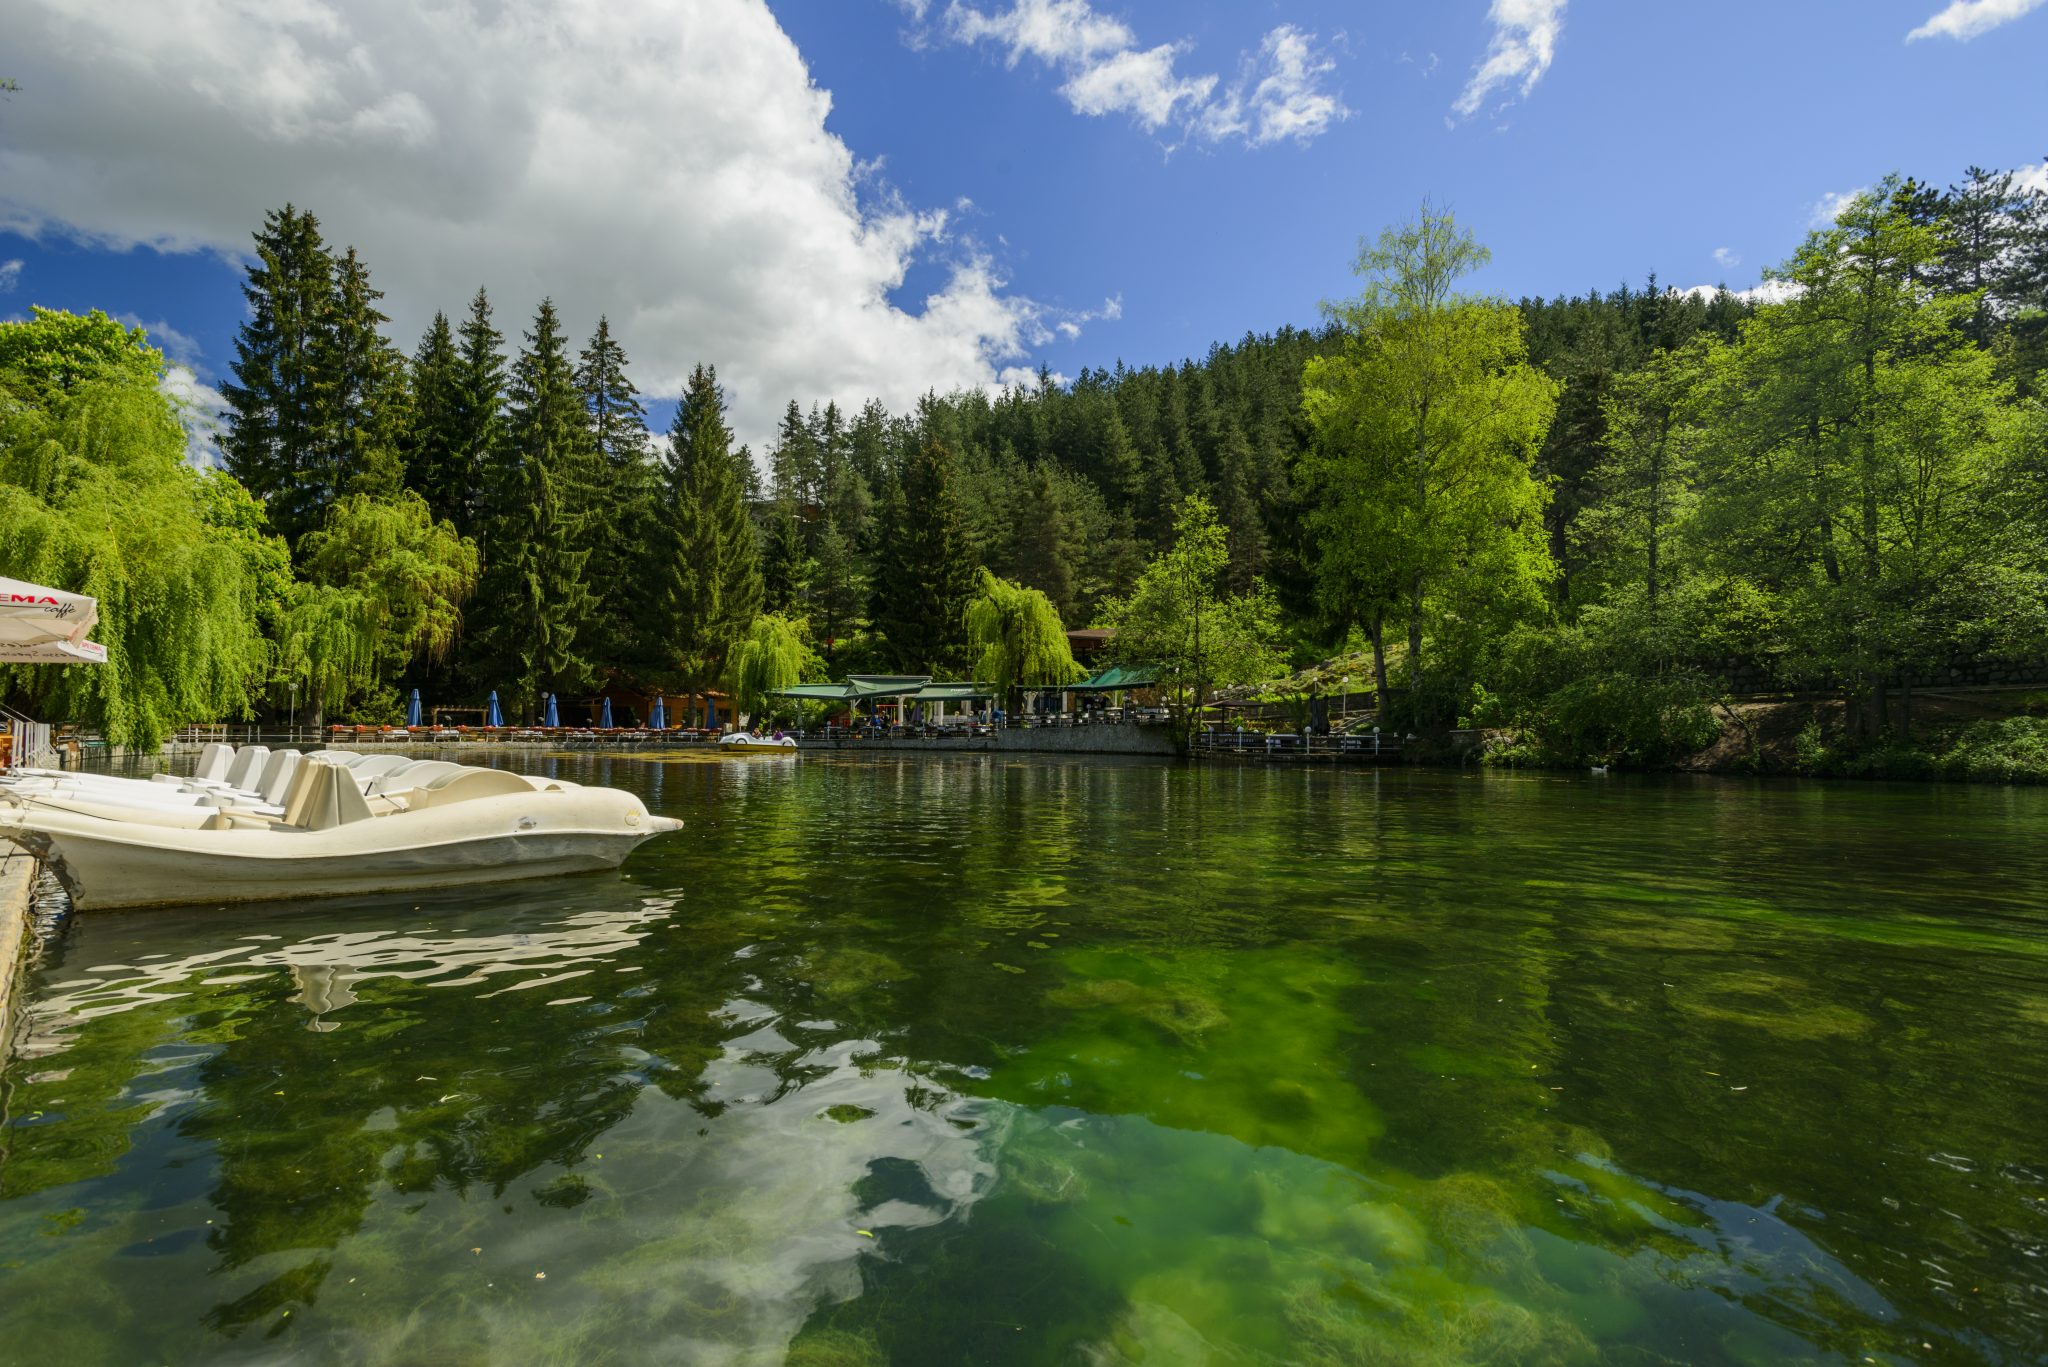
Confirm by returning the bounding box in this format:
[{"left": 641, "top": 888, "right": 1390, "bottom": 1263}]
[
  {"left": 725, "top": 613, "right": 823, "bottom": 721},
  {"left": 0, "top": 366, "right": 273, "bottom": 749},
  {"left": 278, "top": 491, "right": 478, "bottom": 724},
  {"left": 965, "top": 568, "right": 1085, "bottom": 715}
]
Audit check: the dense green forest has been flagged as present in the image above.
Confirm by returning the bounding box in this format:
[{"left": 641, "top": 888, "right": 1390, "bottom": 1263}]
[{"left": 4, "top": 162, "right": 2046, "bottom": 765}]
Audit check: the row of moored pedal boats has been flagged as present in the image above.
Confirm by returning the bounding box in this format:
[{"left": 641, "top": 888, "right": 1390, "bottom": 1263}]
[{"left": 0, "top": 744, "right": 680, "bottom": 911}]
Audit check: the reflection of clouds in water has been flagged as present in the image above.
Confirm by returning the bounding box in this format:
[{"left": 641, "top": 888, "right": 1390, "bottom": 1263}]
[
  {"left": 17, "top": 897, "right": 680, "bottom": 1054},
  {"left": 589, "top": 1031, "right": 1002, "bottom": 1363},
  {"left": 317, "top": 1003, "right": 1008, "bottom": 1366}
]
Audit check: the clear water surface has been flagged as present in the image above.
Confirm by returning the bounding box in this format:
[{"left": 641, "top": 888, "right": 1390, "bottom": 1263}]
[{"left": 2, "top": 753, "right": 2045, "bottom": 1365}]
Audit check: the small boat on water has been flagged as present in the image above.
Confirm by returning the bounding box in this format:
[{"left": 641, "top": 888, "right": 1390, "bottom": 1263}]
[
  {"left": 0, "top": 744, "right": 681, "bottom": 911},
  {"left": 717, "top": 731, "right": 799, "bottom": 753}
]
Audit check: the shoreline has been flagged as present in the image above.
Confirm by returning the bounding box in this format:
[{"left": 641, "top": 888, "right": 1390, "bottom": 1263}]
[{"left": 0, "top": 851, "right": 37, "bottom": 1065}]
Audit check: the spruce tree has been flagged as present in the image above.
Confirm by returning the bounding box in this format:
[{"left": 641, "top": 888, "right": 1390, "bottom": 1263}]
[
  {"left": 761, "top": 501, "right": 811, "bottom": 615},
  {"left": 311, "top": 246, "right": 407, "bottom": 502},
  {"left": 871, "top": 436, "right": 976, "bottom": 674},
  {"left": 405, "top": 311, "right": 464, "bottom": 524},
  {"left": 575, "top": 316, "right": 654, "bottom": 668},
  {"left": 222, "top": 203, "right": 335, "bottom": 546},
  {"left": 473, "top": 299, "right": 600, "bottom": 709},
  {"left": 449, "top": 288, "right": 508, "bottom": 540},
  {"left": 651, "top": 364, "right": 762, "bottom": 699},
  {"left": 769, "top": 400, "right": 818, "bottom": 507}
]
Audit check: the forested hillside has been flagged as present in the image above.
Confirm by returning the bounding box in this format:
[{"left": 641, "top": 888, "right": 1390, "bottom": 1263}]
[{"left": 4, "top": 162, "right": 2045, "bottom": 765}]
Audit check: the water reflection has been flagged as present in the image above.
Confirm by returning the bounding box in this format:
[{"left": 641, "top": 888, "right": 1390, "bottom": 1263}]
[{"left": 0, "top": 756, "right": 2044, "bottom": 1364}]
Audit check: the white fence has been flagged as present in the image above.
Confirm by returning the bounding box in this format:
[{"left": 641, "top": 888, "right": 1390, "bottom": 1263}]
[{"left": 4, "top": 715, "right": 55, "bottom": 768}]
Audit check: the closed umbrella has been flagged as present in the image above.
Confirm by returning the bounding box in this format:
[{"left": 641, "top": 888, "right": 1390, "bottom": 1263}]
[
  {"left": 486, "top": 690, "right": 504, "bottom": 728},
  {"left": 543, "top": 693, "right": 560, "bottom": 728},
  {"left": 600, "top": 696, "right": 614, "bottom": 728},
  {"left": 706, "top": 695, "right": 718, "bottom": 729},
  {"left": 649, "top": 695, "right": 666, "bottom": 729},
  {"left": 407, "top": 688, "right": 423, "bottom": 728},
  {"left": 0, "top": 575, "right": 108, "bottom": 664}
]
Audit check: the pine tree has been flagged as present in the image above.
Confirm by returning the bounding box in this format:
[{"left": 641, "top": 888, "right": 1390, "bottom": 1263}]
[
  {"left": 473, "top": 299, "right": 601, "bottom": 709},
  {"left": 871, "top": 436, "right": 976, "bottom": 674},
  {"left": 405, "top": 312, "right": 464, "bottom": 524},
  {"left": 449, "top": 289, "right": 508, "bottom": 540},
  {"left": 650, "top": 364, "right": 762, "bottom": 696},
  {"left": 506, "top": 300, "right": 600, "bottom": 519},
  {"left": 575, "top": 316, "right": 654, "bottom": 668},
  {"left": 312, "top": 246, "right": 407, "bottom": 502},
  {"left": 221, "top": 204, "right": 335, "bottom": 547},
  {"left": 769, "top": 400, "right": 819, "bottom": 507},
  {"left": 761, "top": 501, "right": 811, "bottom": 615}
]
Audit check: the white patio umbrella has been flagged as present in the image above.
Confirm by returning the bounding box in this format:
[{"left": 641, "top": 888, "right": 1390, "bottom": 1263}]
[{"left": 0, "top": 575, "right": 108, "bottom": 664}]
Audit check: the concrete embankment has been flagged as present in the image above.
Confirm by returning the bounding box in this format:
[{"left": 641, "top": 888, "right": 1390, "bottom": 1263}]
[
  {"left": 799, "top": 725, "right": 1179, "bottom": 758},
  {"left": 0, "top": 851, "right": 37, "bottom": 1059}
]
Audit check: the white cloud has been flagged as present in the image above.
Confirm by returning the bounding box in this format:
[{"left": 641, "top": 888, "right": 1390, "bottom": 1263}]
[
  {"left": 1199, "top": 26, "right": 1350, "bottom": 148},
  {"left": 0, "top": 259, "right": 20, "bottom": 291},
  {"left": 1809, "top": 187, "right": 1871, "bottom": 228},
  {"left": 1453, "top": 0, "right": 1566, "bottom": 121},
  {"left": 159, "top": 365, "right": 228, "bottom": 469},
  {"left": 114, "top": 312, "right": 204, "bottom": 370},
  {"left": 1907, "top": 0, "right": 2046, "bottom": 41},
  {"left": 1712, "top": 246, "right": 1739, "bottom": 269},
  {"left": 2017, "top": 160, "right": 2048, "bottom": 195},
  {"left": 936, "top": 2, "right": 1347, "bottom": 147},
  {"left": 1676, "top": 279, "right": 1802, "bottom": 306},
  {"left": 1054, "top": 293, "right": 1121, "bottom": 341},
  {"left": 0, "top": 0, "right": 1107, "bottom": 453}
]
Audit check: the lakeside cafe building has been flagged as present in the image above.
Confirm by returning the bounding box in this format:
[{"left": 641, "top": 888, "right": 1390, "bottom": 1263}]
[
  {"left": 771, "top": 668, "right": 1161, "bottom": 729},
  {"left": 768, "top": 676, "right": 997, "bottom": 731}
]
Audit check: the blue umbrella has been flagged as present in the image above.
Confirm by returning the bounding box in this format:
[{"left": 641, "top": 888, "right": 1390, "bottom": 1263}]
[
  {"left": 406, "top": 688, "right": 422, "bottom": 728},
  {"left": 543, "top": 692, "right": 560, "bottom": 728},
  {"left": 706, "top": 695, "right": 718, "bottom": 729},
  {"left": 600, "top": 696, "right": 614, "bottom": 728},
  {"left": 486, "top": 690, "right": 504, "bottom": 728},
  {"left": 649, "top": 695, "right": 666, "bottom": 730}
]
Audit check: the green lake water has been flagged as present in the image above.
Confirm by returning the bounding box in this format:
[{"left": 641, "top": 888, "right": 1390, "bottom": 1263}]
[{"left": 3, "top": 754, "right": 2046, "bottom": 1365}]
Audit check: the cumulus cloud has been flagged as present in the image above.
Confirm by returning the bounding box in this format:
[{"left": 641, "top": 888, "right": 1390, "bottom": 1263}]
[
  {"left": 0, "top": 259, "right": 20, "bottom": 291},
  {"left": 935, "top": 2, "right": 1347, "bottom": 147},
  {"left": 113, "top": 312, "right": 225, "bottom": 465},
  {"left": 115, "top": 312, "right": 204, "bottom": 370},
  {"left": 0, "top": 0, "right": 1103, "bottom": 452},
  {"left": 1907, "top": 0, "right": 2046, "bottom": 41},
  {"left": 1199, "top": 26, "right": 1350, "bottom": 148},
  {"left": 159, "top": 364, "right": 229, "bottom": 469},
  {"left": 1810, "top": 187, "right": 1871, "bottom": 228},
  {"left": 1712, "top": 246, "right": 1740, "bottom": 269},
  {"left": 1452, "top": 0, "right": 1566, "bottom": 121},
  {"left": 1676, "top": 279, "right": 1802, "bottom": 306}
]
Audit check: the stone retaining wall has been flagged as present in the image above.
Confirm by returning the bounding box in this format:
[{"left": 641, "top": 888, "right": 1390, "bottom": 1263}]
[{"left": 0, "top": 851, "right": 36, "bottom": 1061}]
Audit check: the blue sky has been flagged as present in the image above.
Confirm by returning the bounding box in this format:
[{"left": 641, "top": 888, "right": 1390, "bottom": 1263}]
[{"left": 2, "top": 0, "right": 2043, "bottom": 451}]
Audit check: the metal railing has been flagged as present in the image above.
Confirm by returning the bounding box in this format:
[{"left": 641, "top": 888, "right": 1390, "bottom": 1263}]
[
  {"left": 1193, "top": 728, "right": 1405, "bottom": 759},
  {"left": 0, "top": 702, "right": 56, "bottom": 769}
]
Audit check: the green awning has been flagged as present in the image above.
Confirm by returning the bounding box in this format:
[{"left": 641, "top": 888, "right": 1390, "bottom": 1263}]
[
  {"left": 1069, "top": 665, "right": 1158, "bottom": 692},
  {"left": 912, "top": 682, "right": 995, "bottom": 702},
  {"left": 770, "top": 675, "right": 937, "bottom": 702},
  {"left": 769, "top": 683, "right": 863, "bottom": 701}
]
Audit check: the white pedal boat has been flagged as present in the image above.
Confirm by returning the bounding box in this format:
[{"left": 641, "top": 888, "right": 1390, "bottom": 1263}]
[
  {"left": 717, "top": 732, "right": 799, "bottom": 752},
  {"left": 0, "top": 745, "right": 681, "bottom": 911}
]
